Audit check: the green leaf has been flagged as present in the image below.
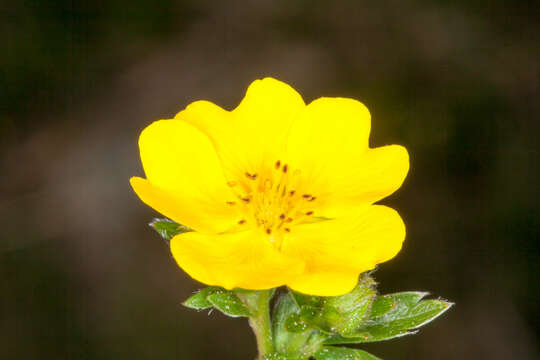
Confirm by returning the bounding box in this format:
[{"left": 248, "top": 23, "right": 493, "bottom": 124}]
[
  {"left": 273, "top": 292, "right": 318, "bottom": 355},
  {"left": 284, "top": 313, "right": 310, "bottom": 333},
  {"left": 324, "top": 292, "right": 453, "bottom": 344},
  {"left": 183, "top": 286, "right": 225, "bottom": 310},
  {"left": 207, "top": 291, "right": 251, "bottom": 317},
  {"left": 291, "top": 276, "right": 376, "bottom": 337},
  {"left": 314, "top": 346, "right": 381, "bottom": 360},
  {"left": 149, "top": 218, "right": 192, "bottom": 243},
  {"left": 369, "top": 295, "right": 396, "bottom": 319},
  {"left": 263, "top": 353, "right": 306, "bottom": 360}
]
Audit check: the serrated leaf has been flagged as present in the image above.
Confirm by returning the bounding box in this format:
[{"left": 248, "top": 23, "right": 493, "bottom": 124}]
[
  {"left": 314, "top": 346, "right": 381, "bottom": 360},
  {"left": 207, "top": 292, "right": 251, "bottom": 317},
  {"left": 149, "top": 218, "right": 192, "bottom": 243},
  {"left": 183, "top": 286, "right": 225, "bottom": 310},
  {"left": 324, "top": 292, "right": 453, "bottom": 344},
  {"left": 291, "top": 276, "right": 376, "bottom": 337}
]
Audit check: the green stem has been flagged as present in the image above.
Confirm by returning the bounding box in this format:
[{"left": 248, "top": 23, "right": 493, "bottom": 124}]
[{"left": 240, "top": 290, "right": 275, "bottom": 359}]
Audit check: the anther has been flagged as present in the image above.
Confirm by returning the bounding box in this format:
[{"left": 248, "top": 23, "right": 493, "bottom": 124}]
[
  {"left": 226, "top": 201, "right": 236, "bottom": 206},
  {"left": 302, "top": 194, "right": 312, "bottom": 199},
  {"left": 282, "top": 164, "right": 288, "bottom": 173},
  {"left": 306, "top": 211, "right": 314, "bottom": 216},
  {"left": 279, "top": 214, "right": 286, "bottom": 220},
  {"left": 241, "top": 197, "right": 250, "bottom": 203},
  {"left": 308, "top": 196, "right": 316, "bottom": 202},
  {"left": 286, "top": 217, "right": 293, "bottom": 222},
  {"left": 284, "top": 228, "right": 291, "bottom": 232},
  {"left": 245, "top": 172, "right": 257, "bottom": 180},
  {"left": 275, "top": 160, "right": 281, "bottom": 169},
  {"left": 266, "top": 228, "right": 272, "bottom": 235},
  {"left": 238, "top": 219, "right": 246, "bottom": 225},
  {"left": 289, "top": 190, "right": 296, "bottom": 196}
]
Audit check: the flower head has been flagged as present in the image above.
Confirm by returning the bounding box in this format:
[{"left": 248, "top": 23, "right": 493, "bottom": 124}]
[{"left": 130, "top": 78, "right": 409, "bottom": 296}]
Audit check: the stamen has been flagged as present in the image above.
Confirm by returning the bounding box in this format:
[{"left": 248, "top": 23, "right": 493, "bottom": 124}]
[
  {"left": 233, "top": 161, "right": 319, "bottom": 240},
  {"left": 245, "top": 172, "right": 258, "bottom": 180}
]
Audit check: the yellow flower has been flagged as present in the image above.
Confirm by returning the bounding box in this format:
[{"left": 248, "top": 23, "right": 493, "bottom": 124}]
[{"left": 130, "top": 78, "right": 409, "bottom": 296}]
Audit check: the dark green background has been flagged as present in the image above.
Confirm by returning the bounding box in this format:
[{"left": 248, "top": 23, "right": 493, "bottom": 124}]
[{"left": 1, "top": 1, "right": 538, "bottom": 359}]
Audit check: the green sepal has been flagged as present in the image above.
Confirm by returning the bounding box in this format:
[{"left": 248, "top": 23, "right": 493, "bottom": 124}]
[
  {"left": 207, "top": 291, "right": 252, "bottom": 318},
  {"left": 314, "top": 346, "right": 381, "bottom": 360},
  {"left": 291, "top": 275, "right": 376, "bottom": 337},
  {"left": 149, "top": 218, "right": 192, "bottom": 243},
  {"left": 183, "top": 286, "right": 225, "bottom": 310},
  {"left": 324, "top": 292, "right": 453, "bottom": 344}
]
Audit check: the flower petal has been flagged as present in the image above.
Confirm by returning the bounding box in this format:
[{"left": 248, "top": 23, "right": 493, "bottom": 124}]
[
  {"left": 170, "top": 230, "right": 305, "bottom": 290},
  {"left": 178, "top": 77, "right": 305, "bottom": 181},
  {"left": 282, "top": 205, "right": 405, "bottom": 296},
  {"left": 131, "top": 119, "right": 240, "bottom": 234},
  {"left": 285, "top": 98, "right": 409, "bottom": 213},
  {"left": 287, "top": 270, "right": 360, "bottom": 297}
]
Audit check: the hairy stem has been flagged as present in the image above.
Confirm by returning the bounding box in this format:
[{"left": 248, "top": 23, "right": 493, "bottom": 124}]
[{"left": 240, "top": 290, "right": 275, "bottom": 359}]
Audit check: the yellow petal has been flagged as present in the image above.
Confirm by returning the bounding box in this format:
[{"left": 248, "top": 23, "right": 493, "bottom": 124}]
[
  {"left": 131, "top": 119, "right": 240, "bottom": 234},
  {"left": 170, "top": 230, "right": 305, "bottom": 290},
  {"left": 282, "top": 205, "right": 405, "bottom": 296},
  {"left": 287, "top": 270, "right": 360, "bottom": 297},
  {"left": 178, "top": 77, "right": 305, "bottom": 181},
  {"left": 285, "top": 98, "right": 409, "bottom": 214}
]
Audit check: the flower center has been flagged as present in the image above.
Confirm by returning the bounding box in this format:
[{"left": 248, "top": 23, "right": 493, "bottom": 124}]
[{"left": 224, "top": 160, "right": 317, "bottom": 239}]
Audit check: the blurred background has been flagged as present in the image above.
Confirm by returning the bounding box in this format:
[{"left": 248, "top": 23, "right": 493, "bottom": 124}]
[{"left": 1, "top": 1, "right": 538, "bottom": 359}]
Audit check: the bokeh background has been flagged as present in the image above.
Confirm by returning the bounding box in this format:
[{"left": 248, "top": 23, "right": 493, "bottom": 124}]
[{"left": 1, "top": 1, "right": 538, "bottom": 359}]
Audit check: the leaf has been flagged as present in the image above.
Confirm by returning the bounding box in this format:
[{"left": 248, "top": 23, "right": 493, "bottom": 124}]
[
  {"left": 272, "top": 292, "right": 317, "bottom": 355},
  {"left": 314, "top": 346, "right": 381, "bottom": 360},
  {"left": 284, "top": 313, "right": 310, "bottom": 333},
  {"left": 183, "top": 286, "right": 225, "bottom": 310},
  {"left": 291, "top": 275, "right": 376, "bottom": 337},
  {"left": 149, "top": 218, "right": 192, "bottom": 243},
  {"left": 369, "top": 295, "right": 396, "bottom": 319},
  {"left": 324, "top": 292, "right": 453, "bottom": 344},
  {"left": 263, "top": 353, "right": 306, "bottom": 360},
  {"left": 207, "top": 291, "right": 251, "bottom": 317}
]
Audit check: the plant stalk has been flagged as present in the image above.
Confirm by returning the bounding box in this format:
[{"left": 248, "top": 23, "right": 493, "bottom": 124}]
[{"left": 242, "top": 290, "right": 275, "bottom": 359}]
